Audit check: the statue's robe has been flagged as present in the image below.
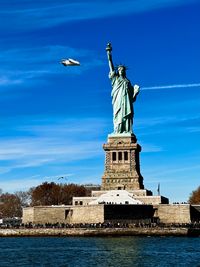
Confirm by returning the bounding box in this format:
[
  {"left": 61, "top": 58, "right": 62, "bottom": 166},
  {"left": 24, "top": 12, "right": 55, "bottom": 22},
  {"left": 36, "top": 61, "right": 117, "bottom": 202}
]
[{"left": 109, "top": 71, "right": 136, "bottom": 134}]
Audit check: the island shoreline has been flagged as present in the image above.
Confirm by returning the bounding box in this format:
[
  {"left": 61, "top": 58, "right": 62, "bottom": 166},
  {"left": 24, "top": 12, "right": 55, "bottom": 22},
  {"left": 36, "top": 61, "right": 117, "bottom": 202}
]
[{"left": 0, "top": 227, "right": 199, "bottom": 237}]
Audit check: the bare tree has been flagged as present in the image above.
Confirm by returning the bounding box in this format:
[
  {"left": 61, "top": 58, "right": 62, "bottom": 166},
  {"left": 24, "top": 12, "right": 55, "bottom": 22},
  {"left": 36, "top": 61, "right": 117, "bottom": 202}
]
[
  {"left": 30, "top": 182, "right": 61, "bottom": 206},
  {"left": 30, "top": 182, "right": 87, "bottom": 206},
  {"left": 0, "top": 193, "right": 22, "bottom": 218},
  {"left": 60, "top": 183, "right": 86, "bottom": 205},
  {"left": 15, "top": 190, "right": 31, "bottom": 207}
]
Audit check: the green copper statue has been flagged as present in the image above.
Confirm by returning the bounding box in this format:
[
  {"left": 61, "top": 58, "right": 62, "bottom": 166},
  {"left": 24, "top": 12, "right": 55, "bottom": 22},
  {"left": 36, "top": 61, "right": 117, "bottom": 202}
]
[{"left": 106, "top": 43, "right": 139, "bottom": 134}]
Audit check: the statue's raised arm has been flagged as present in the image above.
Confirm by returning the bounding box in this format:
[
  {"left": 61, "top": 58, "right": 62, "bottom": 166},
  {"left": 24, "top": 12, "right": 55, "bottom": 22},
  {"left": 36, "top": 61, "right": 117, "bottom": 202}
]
[{"left": 106, "top": 43, "right": 115, "bottom": 73}]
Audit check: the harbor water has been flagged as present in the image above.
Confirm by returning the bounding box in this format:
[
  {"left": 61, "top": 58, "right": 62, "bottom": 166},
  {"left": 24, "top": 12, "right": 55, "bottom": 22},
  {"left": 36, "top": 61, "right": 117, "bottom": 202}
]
[{"left": 0, "top": 236, "right": 199, "bottom": 267}]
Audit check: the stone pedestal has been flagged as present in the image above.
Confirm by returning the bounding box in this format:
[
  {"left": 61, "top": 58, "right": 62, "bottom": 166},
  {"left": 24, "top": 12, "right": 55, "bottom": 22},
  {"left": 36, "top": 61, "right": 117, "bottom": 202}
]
[{"left": 101, "top": 134, "right": 144, "bottom": 191}]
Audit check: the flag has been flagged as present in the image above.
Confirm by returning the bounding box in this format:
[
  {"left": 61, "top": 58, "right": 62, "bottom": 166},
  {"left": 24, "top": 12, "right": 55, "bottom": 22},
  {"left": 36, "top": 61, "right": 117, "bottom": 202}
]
[{"left": 157, "top": 183, "right": 160, "bottom": 195}]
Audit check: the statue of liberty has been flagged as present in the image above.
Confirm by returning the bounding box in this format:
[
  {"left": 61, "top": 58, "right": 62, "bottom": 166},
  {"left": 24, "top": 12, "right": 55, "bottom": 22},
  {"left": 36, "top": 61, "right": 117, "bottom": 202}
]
[{"left": 106, "top": 43, "right": 139, "bottom": 134}]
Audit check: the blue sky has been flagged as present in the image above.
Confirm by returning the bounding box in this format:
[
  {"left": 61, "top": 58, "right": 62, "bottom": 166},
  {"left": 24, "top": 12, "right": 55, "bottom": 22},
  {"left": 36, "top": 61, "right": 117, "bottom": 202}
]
[{"left": 0, "top": 0, "right": 200, "bottom": 202}]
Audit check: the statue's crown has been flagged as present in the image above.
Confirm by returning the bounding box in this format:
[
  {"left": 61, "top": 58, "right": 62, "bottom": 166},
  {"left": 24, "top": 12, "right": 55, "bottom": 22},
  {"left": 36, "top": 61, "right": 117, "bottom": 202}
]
[{"left": 115, "top": 64, "right": 128, "bottom": 70}]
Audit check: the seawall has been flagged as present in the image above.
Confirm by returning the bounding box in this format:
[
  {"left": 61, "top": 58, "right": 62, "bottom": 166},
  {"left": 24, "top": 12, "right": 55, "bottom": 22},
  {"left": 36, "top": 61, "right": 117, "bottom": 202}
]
[{"left": 0, "top": 227, "right": 199, "bottom": 237}]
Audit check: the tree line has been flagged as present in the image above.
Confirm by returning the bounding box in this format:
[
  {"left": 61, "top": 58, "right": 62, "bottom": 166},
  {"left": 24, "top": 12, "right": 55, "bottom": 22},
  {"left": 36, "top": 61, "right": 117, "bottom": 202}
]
[
  {"left": 0, "top": 183, "right": 199, "bottom": 219},
  {"left": 0, "top": 182, "right": 87, "bottom": 218}
]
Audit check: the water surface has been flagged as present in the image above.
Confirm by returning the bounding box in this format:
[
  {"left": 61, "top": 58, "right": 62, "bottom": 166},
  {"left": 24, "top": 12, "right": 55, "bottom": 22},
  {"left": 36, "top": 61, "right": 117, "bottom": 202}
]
[{"left": 0, "top": 236, "right": 199, "bottom": 266}]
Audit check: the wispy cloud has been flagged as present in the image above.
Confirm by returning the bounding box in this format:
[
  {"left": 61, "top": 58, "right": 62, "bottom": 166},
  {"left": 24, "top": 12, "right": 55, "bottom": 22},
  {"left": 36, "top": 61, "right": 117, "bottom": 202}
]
[
  {"left": 136, "top": 116, "right": 176, "bottom": 128},
  {"left": 136, "top": 115, "right": 200, "bottom": 130},
  {"left": 0, "top": 45, "right": 104, "bottom": 87},
  {"left": 143, "top": 162, "right": 200, "bottom": 179},
  {"left": 0, "top": 137, "right": 103, "bottom": 174},
  {"left": 0, "top": 76, "right": 22, "bottom": 86},
  {"left": 0, "top": 174, "right": 63, "bottom": 192},
  {"left": 142, "top": 83, "right": 200, "bottom": 90},
  {"left": 0, "top": 177, "right": 43, "bottom": 192},
  {"left": 0, "top": 116, "right": 105, "bottom": 174},
  {"left": 13, "top": 116, "right": 108, "bottom": 138},
  {"left": 186, "top": 126, "right": 200, "bottom": 133},
  {"left": 0, "top": 172, "right": 101, "bottom": 193},
  {"left": 0, "top": 0, "right": 196, "bottom": 31},
  {"left": 136, "top": 115, "right": 200, "bottom": 140},
  {"left": 140, "top": 143, "right": 163, "bottom": 153}
]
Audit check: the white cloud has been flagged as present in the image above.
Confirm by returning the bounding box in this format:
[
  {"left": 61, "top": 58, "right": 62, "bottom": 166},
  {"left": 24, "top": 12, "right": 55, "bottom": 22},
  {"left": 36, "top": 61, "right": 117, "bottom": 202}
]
[
  {"left": 0, "top": 138, "right": 102, "bottom": 172},
  {"left": 0, "top": 117, "right": 105, "bottom": 174},
  {"left": 136, "top": 115, "right": 200, "bottom": 134},
  {"left": 0, "top": 171, "right": 101, "bottom": 193},
  {"left": 0, "top": 45, "right": 104, "bottom": 87},
  {"left": 186, "top": 126, "right": 200, "bottom": 133},
  {"left": 142, "top": 83, "right": 200, "bottom": 91},
  {"left": 141, "top": 143, "right": 163, "bottom": 153},
  {"left": 136, "top": 116, "right": 176, "bottom": 128},
  {"left": 0, "top": 0, "right": 196, "bottom": 31},
  {"left": 16, "top": 117, "right": 108, "bottom": 136},
  {"left": 143, "top": 162, "right": 200, "bottom": 178},
  {"left": 0, "top": 76, "right": 22, "bottom": 86},
  {"left": 0, "top": 175, "right": 46, "bottom": 192}
]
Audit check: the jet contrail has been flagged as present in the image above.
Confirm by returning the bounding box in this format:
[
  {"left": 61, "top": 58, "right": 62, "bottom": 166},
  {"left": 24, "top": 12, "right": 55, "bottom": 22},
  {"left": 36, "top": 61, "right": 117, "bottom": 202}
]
[{"left": 141, "top": 83, "right": 200, "bottom": 90}]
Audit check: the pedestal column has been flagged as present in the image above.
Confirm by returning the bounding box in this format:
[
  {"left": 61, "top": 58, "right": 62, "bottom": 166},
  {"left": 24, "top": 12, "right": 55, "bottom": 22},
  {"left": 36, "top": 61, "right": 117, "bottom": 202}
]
[{"left": 101, "top": 134, "right": 144, "bottom": 190}]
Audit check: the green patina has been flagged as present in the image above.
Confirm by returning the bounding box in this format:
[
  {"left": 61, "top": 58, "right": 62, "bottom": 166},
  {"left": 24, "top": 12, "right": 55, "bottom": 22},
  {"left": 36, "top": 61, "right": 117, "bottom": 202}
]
[{"left": 106, "top": 43, "right": 139, "bottom": 134}]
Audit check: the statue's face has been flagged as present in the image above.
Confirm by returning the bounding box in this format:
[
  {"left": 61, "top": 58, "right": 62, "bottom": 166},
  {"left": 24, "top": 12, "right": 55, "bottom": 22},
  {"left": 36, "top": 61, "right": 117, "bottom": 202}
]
[{"left": 118, "top": 67, "right": 126, "bottom": 77}]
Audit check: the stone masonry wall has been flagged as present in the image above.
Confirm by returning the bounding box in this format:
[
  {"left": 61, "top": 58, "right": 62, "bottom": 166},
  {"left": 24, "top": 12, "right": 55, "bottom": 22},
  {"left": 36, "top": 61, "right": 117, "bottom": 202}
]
[
  {"left": 23, "top": 207, "right": 34, "bottom": 223},
  {"left": 136, "top": 196, "right": 169, "bottom": 205},
  {"left": 22, "top": 205, "right": 104, "bottom": 224},
  {"left": 29, "top": 206, "right": 66, "bottom": 224},
  {"left": 69, "top": 205, "right": 104, "bottom": 224},
  {"left": 23, "top": 204, "right": 192, "bottom": 225},
  {"left": 157, "top": 204, "right": 191, "bottom": 224}
]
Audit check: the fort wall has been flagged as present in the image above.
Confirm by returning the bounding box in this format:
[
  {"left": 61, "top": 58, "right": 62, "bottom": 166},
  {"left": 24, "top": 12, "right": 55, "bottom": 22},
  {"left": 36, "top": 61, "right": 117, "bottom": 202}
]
[
  {"left": 157, "top": 204, "right": 191, "bottom": 224},
  {"left": 23, "top": 205, "right": 104, "bottom": 224}
]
